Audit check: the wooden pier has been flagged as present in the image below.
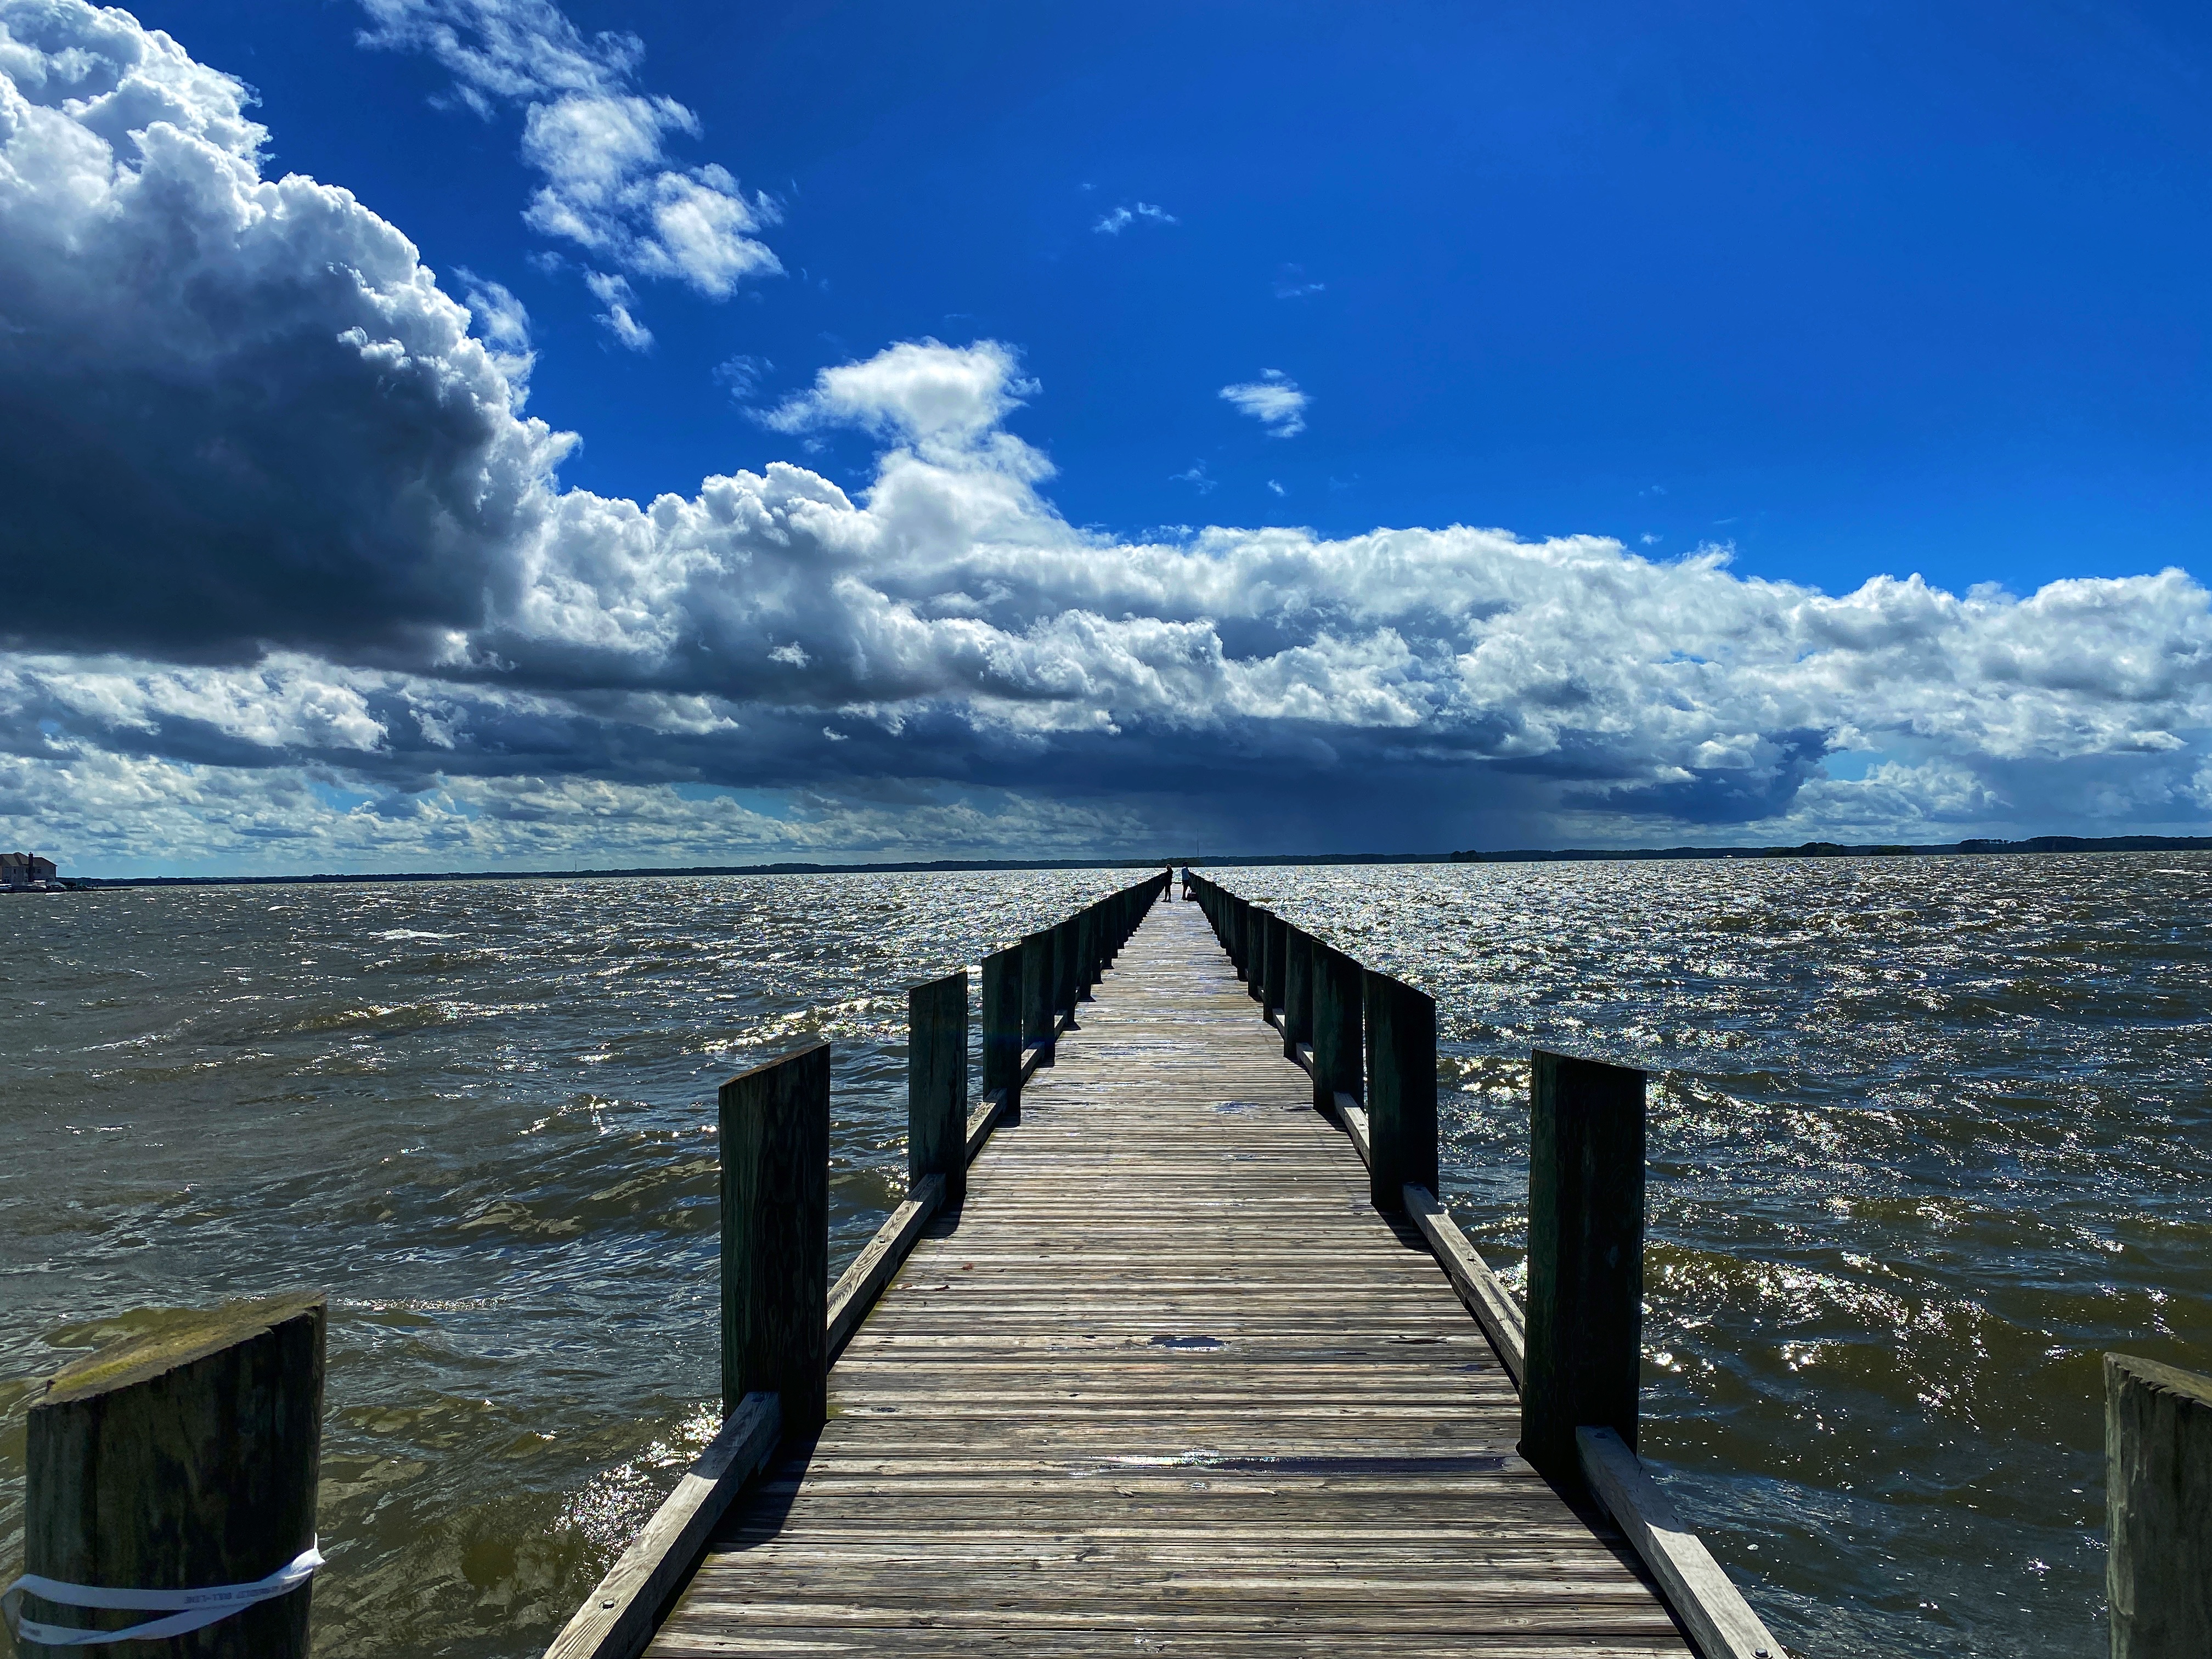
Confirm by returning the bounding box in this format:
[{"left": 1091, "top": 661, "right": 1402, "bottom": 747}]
[{"left": 551, "top": 872, "right": 1784, "bottom": 1659}]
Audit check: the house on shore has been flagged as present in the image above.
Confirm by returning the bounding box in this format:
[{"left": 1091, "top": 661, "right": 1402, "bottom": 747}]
[{"left": 2, "top": 852, "right": 58, "bottom": 888}]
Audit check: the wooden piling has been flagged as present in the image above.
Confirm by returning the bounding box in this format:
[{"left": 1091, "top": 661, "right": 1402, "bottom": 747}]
[
  {"left": 980, "top": 945, "right": 1023, "bottom": 1110},
  {"left": 2107, "top": 1352, "right": 2212, "bottom": 1658},
  {"left": 22, "top": 1293, "right": 324, "bottom": 1656},
  {"left": 720, "top": 1041, "right": 830, "bottom": 1431},
  {"left": 1283, "top": 925, "right": 1313, "bottom": 1060},
  {"left": 907, "top": 970, "right": 968, "bottom": 1210},
  {"left": 1020, "top": 928, "right": 1054, "bottom": 1064},
  {"left": 1266, "top": 912, "right": 1289, "bottom": 1018},
  {"left": 1075, "top": 909, "right": 1098, "bottom": 1001},
  {"left": 1520, "top": 1048, "right": 1646, "bottom": 1480},
  {"left": 1363, "top": 970, "right": 1438, "bottom": 1215},
  {"left": 1052, "top": 918, "right": 1079, "bottom": 1020},
  {"left": 1246, "top": 905, "right": 1268, "bottom": 1003},
  {"left": 1311, "top": 942, "right": 1364, "bottom": 1118}
]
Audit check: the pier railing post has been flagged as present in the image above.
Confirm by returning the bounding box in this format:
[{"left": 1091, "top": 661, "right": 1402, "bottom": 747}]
[
  {"left": 1021, "top": 927, "right": 1054, "bottom": 1065},
  {"left": 1363, "top": 970, "right": 1437, "bottom": 1214},
  {"left": 1283, "top": 926, "right": 1313, "bottom": 1061},
  {"left": 721, "top": 1040, "right": 830, "bottom": 1431},
  {"left": 1311, "top": 943, "right": 1364, "bottom": 1118},
  {"left": 1257, "top": 910, "right": 1272, "bottom": 1010},
  {"left": 2107, "top": 1352, "right": 2212, "bottom": 1657},
  {"left": 1052, "top": 918, "right": 1079, "bottom": 1023},
  {"left": 1256, "top": 902, "right": 1274, "bottom": 1008},
  {"left": 981, "top": 944, "right": 1023, "bottom": 1111},
  {"left": 908, "top": 969, "right": 968, "bottom": 1209},
  {"left": 1076, "top": 908, "right": 1098, "bottom": 1001},
  {"left": 21, "top": 1295, "right": 324, "bottom": 1656},
  {"left": 1520, "top": 1049, "right": 1645, "bottom": 1481},
  {"left": 1266, "top": 912, "right": 1288, "bottom": 1017}
]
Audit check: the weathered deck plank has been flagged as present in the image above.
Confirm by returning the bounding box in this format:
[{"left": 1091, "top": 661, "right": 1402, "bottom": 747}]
[{"left": 648, "top": 898, "right": 1695, "bottom": 1657}]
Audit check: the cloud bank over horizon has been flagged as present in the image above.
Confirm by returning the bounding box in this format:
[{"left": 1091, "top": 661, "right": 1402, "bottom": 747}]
[{"left": 3, "top": 0, "right": 2210, "bottom": 875}]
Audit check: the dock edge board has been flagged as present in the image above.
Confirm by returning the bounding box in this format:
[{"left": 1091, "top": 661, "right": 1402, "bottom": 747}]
[{"left": 541, "top": 1391, "right": 782, "bottom": 1659}]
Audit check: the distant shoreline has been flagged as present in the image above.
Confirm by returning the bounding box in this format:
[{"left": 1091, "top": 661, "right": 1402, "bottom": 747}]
[{"left": 44, "top": 831, "right": 2212, "bottom": 889}]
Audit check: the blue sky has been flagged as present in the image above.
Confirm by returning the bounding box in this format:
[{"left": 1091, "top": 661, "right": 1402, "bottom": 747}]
[
  {"left": 4, "top": 0, "right": 2212, "bottom": 872},
  {"left": 148, "top": 0, "right": 2212, "bottom": 595}
]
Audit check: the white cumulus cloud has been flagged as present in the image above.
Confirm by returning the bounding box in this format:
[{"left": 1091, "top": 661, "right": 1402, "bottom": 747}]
[
  {"left": 356, "top": 0, "right": 780, "bottom": 335},
  {"left": 1094, "top": 201, "right": 1176, "bottom": 234},
  {"left": 1220, "top": 370, "right": 1308, "bottom": 437}
]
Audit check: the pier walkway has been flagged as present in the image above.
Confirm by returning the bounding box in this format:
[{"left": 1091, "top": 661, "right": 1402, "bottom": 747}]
[{"left": 645, "top": 896, "right": 1695, "bottom": 1656}]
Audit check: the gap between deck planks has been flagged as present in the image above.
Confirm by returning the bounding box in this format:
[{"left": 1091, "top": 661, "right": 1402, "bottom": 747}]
[{"left": 646, "top": 897, "right": 1698, "bottom": 1658}]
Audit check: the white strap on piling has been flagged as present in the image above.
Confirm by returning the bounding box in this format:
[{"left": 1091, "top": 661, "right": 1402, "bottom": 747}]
[{"left": 2, "top": 1539, "right": 321, "bottom": 1646}]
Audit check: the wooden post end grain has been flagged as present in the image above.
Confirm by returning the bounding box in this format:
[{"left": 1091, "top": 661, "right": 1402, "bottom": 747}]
[{"left": 24, "top": 1293, "right": 325, "bottom": 1657}]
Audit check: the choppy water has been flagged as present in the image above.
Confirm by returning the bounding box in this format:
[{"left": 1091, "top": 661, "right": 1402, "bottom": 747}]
[
  {"left": 1, "top": 855, "right": 2206, "bottom": 1657},
  {"left": 1224, "top": 852, "right": 2212, "bottom": 1657}
]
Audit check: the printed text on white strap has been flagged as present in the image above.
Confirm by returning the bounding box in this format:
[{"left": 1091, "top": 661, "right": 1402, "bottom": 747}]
[{"left": 1, "top": 1540, "right": 321, "bottom": 1646}]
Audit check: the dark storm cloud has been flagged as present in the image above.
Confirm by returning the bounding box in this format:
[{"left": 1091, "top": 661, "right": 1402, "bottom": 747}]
[{"left": 0, "top": 2, "right": 562, "bottom": 662}]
